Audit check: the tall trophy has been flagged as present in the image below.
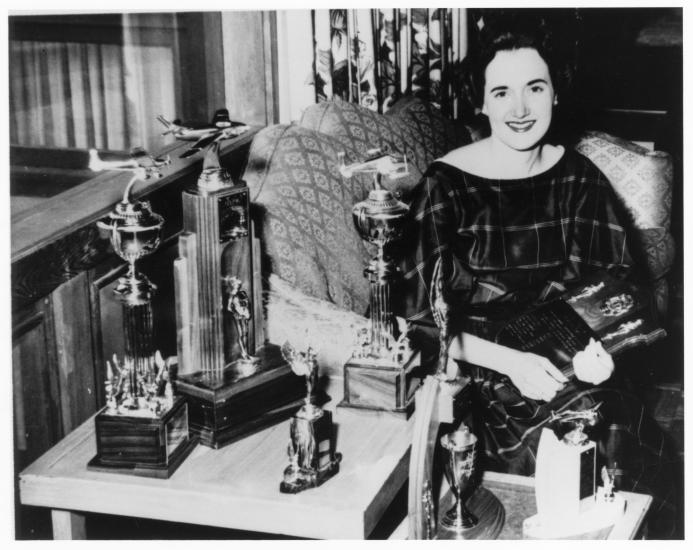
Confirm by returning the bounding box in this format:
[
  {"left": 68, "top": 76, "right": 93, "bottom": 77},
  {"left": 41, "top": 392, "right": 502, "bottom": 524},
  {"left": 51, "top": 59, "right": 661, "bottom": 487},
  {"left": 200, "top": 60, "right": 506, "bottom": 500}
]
[
  {"left": 87, "top": 149, "right": 197, "bottom": 478},
  {"left": 279, "top": 343, "right": 341, "bottom": 493},
  {"left": 338, "top": 150, "right": 421, "bottom": 416},
  {"left": 172, "top": 130, "right": 305, "bottom": 448}
]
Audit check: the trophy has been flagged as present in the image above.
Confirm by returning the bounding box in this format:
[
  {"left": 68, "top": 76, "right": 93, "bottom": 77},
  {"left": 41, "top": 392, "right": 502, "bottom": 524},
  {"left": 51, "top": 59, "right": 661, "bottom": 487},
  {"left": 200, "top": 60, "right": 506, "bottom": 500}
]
[
  {"left": 440, "top": 426, "right": 478, "bottom": 531},
  {"left": 524, "top": 402, "right": 625, "bottom": 538},
  {"left": 338, "top": 150, "right": 421, "bottom": 415},
  {"left": 279, "top": 342, "right": 341, "bottom": 493},
  {"left": 87, "top": 149, "right": 197, "bottom": 478},
  {"left": 172, "top": 131, "right": 305, "bottom": 448}
]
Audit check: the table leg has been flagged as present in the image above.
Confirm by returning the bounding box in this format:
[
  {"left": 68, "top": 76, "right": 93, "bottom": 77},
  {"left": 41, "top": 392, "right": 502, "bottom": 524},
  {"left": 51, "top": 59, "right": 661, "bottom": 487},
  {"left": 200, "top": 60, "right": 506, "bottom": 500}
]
[{"left": 51, "top": 509, "right": 86, "bottom": 540}]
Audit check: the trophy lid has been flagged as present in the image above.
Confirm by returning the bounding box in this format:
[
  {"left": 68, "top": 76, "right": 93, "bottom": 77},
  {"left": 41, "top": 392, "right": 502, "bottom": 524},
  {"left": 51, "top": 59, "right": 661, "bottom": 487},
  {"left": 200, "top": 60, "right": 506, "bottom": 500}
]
[
  {"left": 441, "top": 425, "right": 477, "bottom": 451},
  {"left": 354, "top": 188, "right": 409, "bottom": 219},
  {"left": 98, "top": 199, "right": 164, "bottom": 233}
]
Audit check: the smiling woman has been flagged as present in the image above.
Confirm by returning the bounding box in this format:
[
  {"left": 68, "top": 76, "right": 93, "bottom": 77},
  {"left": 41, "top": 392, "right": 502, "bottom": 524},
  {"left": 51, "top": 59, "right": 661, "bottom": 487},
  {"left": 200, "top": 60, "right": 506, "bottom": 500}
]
[{"left": 397, "top": 13, "right": 679, "bottom": 538}]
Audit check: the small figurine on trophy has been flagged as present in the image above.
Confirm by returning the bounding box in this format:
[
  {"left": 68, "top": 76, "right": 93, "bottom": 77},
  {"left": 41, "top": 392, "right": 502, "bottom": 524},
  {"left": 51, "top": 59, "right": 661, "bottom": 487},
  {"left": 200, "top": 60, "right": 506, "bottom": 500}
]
[
  {"left": 279, "top": 342, "right": 341, "bottom": 494},
  {"left": 169, "top": 116, "right": 305, "bottom": 448},
  {"left": 339, "top": 149, "right": 421, "bottom": 415},
  {"left": 88, "top": 149, "right": 197, "bottom": 478}
]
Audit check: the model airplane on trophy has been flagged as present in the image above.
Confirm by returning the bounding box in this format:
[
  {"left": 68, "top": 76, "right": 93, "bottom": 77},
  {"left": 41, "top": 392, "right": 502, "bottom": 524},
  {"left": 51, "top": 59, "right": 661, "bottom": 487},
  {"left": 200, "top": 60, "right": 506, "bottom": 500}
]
[
  {"left": 157, "top": 108, "right": 250, "bottom": 159},
  {"left": 88, "top": 147, "right": 170, "bottom": 178}
]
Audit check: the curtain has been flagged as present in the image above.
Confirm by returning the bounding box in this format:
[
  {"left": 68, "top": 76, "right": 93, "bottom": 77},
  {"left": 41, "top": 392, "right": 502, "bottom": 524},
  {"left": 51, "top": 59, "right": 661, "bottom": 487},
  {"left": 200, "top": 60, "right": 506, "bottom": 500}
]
[
  {"left": 9, "top": 14, "right": 177, "bottom": 152},
  {"left": 276, "top": 8, "right": 468, "bottom": 123}
]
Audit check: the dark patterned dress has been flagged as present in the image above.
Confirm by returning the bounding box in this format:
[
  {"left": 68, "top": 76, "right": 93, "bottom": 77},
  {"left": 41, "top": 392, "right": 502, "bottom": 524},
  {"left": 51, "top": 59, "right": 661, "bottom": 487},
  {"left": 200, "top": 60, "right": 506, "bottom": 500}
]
[{"left": 397, "top": 149, "right": 678, "bottom": 537}]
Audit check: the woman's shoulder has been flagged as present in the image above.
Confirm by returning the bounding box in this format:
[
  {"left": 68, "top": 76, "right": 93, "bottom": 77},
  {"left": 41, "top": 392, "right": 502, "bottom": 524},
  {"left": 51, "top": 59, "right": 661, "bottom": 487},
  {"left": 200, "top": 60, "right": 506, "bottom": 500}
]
[{"left": 434, "top": 140, "right": 490, "bottom": 176}]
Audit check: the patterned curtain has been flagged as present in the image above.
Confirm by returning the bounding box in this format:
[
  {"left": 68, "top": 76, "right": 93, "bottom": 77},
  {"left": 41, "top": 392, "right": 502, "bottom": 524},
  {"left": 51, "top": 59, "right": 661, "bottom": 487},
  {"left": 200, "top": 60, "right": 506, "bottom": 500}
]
[{"left": 276, "top": 8, "right": 468, "bottom": 123}]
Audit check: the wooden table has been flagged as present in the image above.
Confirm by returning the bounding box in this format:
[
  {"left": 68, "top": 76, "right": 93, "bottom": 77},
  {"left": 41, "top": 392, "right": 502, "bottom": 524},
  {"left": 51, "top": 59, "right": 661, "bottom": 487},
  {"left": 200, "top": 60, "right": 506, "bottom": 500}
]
[{"left": 19, "top": 377, "right": 412, "bottom": 540}]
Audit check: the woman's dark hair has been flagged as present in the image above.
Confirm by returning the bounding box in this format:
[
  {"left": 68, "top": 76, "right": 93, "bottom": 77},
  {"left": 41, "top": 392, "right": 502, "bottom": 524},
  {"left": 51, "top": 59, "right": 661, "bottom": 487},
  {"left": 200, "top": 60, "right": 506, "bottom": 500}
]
[{"left": 458, "top": 10, "right": 582, "bottom": 144}]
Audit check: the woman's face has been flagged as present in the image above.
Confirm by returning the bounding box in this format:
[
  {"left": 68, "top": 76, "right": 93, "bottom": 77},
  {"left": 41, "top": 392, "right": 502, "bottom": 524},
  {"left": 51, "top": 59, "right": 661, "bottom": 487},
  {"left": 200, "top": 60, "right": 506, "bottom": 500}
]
[{"left": 482, "top": 48, "right": 556, "bottom": 151}]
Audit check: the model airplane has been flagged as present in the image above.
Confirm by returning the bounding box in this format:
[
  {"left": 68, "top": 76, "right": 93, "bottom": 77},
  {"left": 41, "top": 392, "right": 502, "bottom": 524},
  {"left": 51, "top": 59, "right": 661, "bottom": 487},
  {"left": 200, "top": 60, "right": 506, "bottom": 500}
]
[
  {"left": 88, "top": 147, "right": 171, "bottom": 179},
  {"left": 157, "top": 108, "right": 251, "bottom": 158}
]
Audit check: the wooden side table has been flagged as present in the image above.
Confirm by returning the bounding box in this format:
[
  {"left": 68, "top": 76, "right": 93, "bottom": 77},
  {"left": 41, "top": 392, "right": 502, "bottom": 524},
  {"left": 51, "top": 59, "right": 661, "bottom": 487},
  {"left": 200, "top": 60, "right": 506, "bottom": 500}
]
[{"left": 19, "top": 377, "right": 413, "bottom": 540}]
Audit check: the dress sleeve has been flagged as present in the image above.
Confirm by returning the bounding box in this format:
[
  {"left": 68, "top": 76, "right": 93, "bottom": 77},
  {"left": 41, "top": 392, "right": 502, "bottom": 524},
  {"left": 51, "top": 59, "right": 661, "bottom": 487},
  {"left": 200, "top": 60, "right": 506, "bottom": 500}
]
[
  {"left": 562, "top": 157, "right": 634, "bottom": 284},
  {"left": 395, "top": 168, "right": 475, "bottom": 331}
]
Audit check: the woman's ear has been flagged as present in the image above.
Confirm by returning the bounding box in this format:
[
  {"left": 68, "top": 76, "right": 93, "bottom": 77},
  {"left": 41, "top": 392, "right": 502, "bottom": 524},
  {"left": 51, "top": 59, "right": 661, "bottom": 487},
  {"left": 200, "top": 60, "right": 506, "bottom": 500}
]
[{"left": 481, "top": 101, "right": 488, "bottom": 115}]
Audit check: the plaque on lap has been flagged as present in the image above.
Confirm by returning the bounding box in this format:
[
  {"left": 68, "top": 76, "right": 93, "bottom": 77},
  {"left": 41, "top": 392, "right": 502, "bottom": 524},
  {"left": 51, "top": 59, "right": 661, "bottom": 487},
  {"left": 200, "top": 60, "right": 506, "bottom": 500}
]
[{"left": 495, "top": 274, "right": 666, "bottom": 375}]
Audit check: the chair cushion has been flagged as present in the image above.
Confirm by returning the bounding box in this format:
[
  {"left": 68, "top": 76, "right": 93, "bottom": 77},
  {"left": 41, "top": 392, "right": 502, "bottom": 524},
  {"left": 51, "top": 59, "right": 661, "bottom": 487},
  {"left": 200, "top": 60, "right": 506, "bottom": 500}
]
[
  {"left": 575, "top": 131, "right": 675, "bottom": 281},
  {"left": 243, "top": 124, "right": 372, "bottom": 314}
]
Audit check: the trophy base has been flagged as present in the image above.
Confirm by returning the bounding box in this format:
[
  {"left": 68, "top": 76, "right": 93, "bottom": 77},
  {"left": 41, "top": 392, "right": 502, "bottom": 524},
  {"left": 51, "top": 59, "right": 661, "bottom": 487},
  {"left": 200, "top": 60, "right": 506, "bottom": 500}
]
[
  {"left": 175, "top": 343, "right": 311, "bottom": 449},
  {"left": 522, "top": 489, "right": 626, "bottom": 539},
  {"left": 88, "top": 397, "right": 198, "bottom": 479},
  {"left": 437, "top": 487, "right": 505, "bottom": 540},
  {"left": 339, "top": 350, "right": 421, "bottom": 417},
  {"left": 279, "top": 409, "right": 342, "bottom": 494},
  {"left": 279, "top": 456, "right": 342, "bottom": 494}
]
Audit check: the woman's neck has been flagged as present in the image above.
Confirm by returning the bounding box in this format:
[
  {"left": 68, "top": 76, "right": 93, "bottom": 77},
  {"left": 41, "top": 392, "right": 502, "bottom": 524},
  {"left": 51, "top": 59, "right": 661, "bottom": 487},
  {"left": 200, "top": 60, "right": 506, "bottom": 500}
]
[{"left": 487, "top": 136, "right": 546, "bottom": 178}]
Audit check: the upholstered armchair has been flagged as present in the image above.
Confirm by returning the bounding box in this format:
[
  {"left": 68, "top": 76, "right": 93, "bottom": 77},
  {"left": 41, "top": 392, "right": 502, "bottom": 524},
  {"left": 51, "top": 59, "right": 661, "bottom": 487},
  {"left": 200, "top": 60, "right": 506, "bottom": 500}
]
[{"left": 241, "top": 98, "right": 675, "bottom": 377}]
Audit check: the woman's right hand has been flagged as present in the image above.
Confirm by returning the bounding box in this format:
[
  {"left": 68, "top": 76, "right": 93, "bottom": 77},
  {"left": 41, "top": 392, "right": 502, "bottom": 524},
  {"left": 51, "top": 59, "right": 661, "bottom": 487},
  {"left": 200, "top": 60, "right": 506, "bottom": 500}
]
[{"left": 503, "top": 350, "right": 568, "bottom": 402}]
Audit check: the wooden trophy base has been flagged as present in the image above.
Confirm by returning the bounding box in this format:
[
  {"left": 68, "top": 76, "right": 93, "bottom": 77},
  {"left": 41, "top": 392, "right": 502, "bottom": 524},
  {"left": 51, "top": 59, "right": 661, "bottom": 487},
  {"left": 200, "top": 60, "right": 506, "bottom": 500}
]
[
  {"left": 436, "top": 486, "right": 505, "bottom": 540},
  {"left": 339, "top": 350, "right": 421, "bottom": 417},
  {"left": 175, "top": 344, "right": 309, "bottom": 449},
  {"left": 88, "top": 397, "right": 198, "bottom": 479}
]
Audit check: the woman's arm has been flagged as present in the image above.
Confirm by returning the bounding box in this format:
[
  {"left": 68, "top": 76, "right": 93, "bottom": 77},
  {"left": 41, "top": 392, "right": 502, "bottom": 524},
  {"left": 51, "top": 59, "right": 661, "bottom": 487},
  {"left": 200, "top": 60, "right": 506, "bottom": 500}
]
[{"left": 448, "top": 332, "right": 569, "bottom": 401}]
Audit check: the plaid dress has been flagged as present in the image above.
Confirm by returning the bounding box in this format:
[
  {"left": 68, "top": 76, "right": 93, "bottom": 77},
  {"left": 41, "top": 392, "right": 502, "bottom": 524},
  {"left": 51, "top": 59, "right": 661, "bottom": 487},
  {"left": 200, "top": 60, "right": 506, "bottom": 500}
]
[{"left": 397, "top": 150, "right": 678, "bottom": 537}]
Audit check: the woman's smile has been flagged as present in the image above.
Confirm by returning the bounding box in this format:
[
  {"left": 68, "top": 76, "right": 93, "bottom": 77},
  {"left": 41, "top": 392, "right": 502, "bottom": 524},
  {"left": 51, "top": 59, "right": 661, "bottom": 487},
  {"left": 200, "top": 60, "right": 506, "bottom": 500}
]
[{"left": 506, "top": 120, "right": 536, "bottom": 133}]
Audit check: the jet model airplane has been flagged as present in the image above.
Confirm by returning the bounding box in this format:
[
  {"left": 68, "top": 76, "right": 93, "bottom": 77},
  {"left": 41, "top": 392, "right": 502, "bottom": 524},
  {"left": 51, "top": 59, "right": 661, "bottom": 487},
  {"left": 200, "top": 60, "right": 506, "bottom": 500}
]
[{"left": 157, "top": 108, "right": 250, "bottom": 158}]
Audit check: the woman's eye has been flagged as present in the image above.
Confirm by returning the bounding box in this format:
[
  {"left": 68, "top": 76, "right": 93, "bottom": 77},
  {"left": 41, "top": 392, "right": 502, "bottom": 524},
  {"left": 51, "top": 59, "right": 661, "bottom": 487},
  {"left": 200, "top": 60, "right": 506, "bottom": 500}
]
[
  {"left": 530, "top": 85, "right": 545, "bottom": 93},
  {"left": 493, "top": 91, "right": 507, "bottom": 99}
]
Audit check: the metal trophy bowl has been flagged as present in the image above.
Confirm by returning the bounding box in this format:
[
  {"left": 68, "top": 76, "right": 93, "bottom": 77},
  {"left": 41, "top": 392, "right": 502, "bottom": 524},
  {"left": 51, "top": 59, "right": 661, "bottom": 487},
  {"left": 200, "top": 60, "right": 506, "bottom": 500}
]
[
  {"left": 88, "top": 150, "right": 197, "bottom": 478},
  {"left": 339, "top": 151, "right": 421, "bottom": 415},
  {"left": 279, "top": 342, "right": 341, "bottom": 494},
  {"left": 440, "top": 427, "right": 478, "bottom": 530}
]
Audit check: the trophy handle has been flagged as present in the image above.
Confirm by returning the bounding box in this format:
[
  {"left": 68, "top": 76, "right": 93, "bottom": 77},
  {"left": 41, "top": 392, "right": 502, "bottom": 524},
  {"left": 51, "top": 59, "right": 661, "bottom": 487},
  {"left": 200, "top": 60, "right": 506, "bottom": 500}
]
[{"left": 352, "top": 203, "right": 369, "bottom": 237}]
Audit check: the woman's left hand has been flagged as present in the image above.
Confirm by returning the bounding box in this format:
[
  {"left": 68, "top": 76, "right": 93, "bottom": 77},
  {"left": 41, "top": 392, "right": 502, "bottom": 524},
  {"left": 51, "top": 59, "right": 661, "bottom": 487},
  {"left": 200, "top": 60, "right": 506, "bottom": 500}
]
[{"left": 572, "top": 338, "right": 614, "bottom": 385}]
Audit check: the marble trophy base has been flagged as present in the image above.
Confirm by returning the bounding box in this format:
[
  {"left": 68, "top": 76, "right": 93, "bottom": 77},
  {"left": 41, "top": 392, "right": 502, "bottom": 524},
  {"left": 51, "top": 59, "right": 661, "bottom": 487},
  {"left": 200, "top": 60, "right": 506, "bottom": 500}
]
[
  {"left": 339, "top": 350, "right": 420, "bottom": 417},
  {"left": 88, "top": 397, "right": 198, "bottom": 479},
  {"left": 436, "top": 486, "right": 505, "bottom": 540},
  {"left": 522, "top": 488, "right": 626, "bottom": 539},
  {"left": 175, "top": 344, "right": 310, "bottom": 449},
  {"left": 279, "top": 409, "right": 341, "bottom": 494}
]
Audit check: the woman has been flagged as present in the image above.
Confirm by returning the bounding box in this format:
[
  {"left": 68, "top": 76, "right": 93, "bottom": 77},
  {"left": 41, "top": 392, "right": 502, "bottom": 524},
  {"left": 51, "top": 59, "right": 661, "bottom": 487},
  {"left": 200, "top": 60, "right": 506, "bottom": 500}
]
[{"left": 398, "top": 18, "right": 678, "bottom": 537}]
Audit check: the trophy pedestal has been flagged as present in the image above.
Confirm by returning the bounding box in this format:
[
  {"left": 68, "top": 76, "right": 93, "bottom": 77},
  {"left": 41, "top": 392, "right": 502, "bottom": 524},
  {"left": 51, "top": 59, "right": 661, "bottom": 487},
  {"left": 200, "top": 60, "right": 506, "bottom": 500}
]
[
  {"left": 88, "top": 397, "right": 198, "bottom": 479},
  {"left": 339, "top": 350, "right": 421, "bottom": 416},
  {"left": 436, "top": 487, "right": 505, "bottom": 540},
  {"left": 279, "top": 409, "right": 341, "bottom": 494},
  {"left": 175, "top": 344, "right": 308, "bottom": 449}
]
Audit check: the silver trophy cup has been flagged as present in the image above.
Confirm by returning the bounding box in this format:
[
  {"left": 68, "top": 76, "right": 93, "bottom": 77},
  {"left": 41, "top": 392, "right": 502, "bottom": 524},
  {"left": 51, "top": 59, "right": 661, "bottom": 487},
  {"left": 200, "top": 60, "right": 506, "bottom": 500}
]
[{"left": 440, "top": 425, "right": 478, "bottom": 531}]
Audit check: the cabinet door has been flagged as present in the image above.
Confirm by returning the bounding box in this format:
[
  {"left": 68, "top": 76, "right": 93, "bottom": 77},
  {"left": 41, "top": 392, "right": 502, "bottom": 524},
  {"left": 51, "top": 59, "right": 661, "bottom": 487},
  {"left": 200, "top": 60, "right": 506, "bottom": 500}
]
[{"left": 13, "top": 299, "right": 62, "bottom": 539}]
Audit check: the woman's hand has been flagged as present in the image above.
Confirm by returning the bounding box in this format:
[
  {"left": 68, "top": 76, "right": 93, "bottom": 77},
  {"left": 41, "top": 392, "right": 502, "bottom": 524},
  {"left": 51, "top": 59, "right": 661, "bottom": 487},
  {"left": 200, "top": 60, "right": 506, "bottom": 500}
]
[
  {"left": 503, "top": 350, "right": 568, "bottom": 402},
  {"left": 572, "top": 338, "right": 614, "bottom": 385}
]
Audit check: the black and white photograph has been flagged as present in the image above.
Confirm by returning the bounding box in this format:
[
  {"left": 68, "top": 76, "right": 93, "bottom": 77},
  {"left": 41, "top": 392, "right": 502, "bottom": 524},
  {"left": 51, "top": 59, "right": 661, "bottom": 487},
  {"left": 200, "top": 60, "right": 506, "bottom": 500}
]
[{"left": 5, "top": 2, "right": 686, "bottom": 542}]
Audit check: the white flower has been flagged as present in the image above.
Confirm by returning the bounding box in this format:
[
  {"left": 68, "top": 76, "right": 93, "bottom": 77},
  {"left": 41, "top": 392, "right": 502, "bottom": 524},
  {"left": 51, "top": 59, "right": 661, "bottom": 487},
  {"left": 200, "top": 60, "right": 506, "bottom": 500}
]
[{"left": 572, "top": 338, "right": 614, "bottom": 385}]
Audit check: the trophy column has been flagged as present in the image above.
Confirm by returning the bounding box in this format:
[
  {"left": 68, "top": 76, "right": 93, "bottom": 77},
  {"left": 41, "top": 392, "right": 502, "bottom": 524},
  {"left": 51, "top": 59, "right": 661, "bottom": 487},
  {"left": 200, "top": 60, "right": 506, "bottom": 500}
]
[{"left": 173, "top": 165, "right": 305, "bottom": 449}]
